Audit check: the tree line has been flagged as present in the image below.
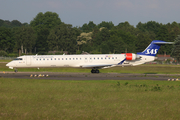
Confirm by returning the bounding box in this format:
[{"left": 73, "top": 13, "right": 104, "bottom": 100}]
[{"left": 0, "top": 11, "right": 179, "bottom": 57}]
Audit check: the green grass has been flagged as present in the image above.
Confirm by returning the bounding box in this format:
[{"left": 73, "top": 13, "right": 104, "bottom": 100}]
[
  {"left": 1, "top": 62, "right": 180, "bottom": 74},
  {"left": 1, "top": 78, "right": 180, "bottom": 119},
  {"left": 0, "top": 59, "right": 11, "bottom": 62}
]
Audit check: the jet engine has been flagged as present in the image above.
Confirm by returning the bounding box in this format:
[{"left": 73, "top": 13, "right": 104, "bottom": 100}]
[{"left": 125, "top": 53, "right": 141, "bottom": 60}]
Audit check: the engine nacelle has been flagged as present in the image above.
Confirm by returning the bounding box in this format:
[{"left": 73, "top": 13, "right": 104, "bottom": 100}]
[{"left": 125, "top": 53, "right": 141, "bottom": 61}]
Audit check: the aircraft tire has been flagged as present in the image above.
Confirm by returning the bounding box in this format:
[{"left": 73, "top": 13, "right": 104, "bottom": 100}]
[
  {"left": 91, "top": 69, "right": 99, "bottom": 73},
  {"left": 96, "top": 70, "right": 99, "bottom": 73}
]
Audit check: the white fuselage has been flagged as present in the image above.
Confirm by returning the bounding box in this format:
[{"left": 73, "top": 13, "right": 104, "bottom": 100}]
[
  {"left": 6, "top": 54, "right": 155, "bottom": 70},
  {"left": 6, "top": 54, "right": 127, "bottom": 69}
]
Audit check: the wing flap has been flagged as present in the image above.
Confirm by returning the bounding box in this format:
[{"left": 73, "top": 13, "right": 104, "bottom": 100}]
[{"left": 81, "top": 64, "right": 114, "bottom": 69}]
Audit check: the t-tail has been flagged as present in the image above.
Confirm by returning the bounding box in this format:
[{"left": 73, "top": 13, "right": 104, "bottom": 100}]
[{"left": 137, "top": 40, "right": 174, "bottom": 56}]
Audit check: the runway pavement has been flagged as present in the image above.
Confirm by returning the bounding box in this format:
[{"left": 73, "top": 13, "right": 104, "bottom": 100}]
[{"left": 0, "top": 72, "right": 180, "bottom": 81}]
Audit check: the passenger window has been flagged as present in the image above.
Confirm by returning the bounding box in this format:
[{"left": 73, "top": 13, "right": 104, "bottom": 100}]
[
  {"left": 112, "top": 57, "right": 114, "bottom": 59},
  {"left": 76, "top": 58, "right": 78, "bottom": 60},
  {"left": 101, "top": 58, "right": 103, "bottom": 59},
  {"left": 43, "top": 59, "right": 45, "bottom": 60},
  {"left": 54, "top": 58, "right": 56, "bottom": 60},
  {"left": 58, "top": 58, "right": 60, "bottom": 60},
  {"left": 62, "top": 58, "right": 64, "bottom": 60},
  {"left": 109, "top": 57, "right": 110, "bottom": 59},
  {"left": 69, "top": 58, "right": 71, "bottom": 60}
]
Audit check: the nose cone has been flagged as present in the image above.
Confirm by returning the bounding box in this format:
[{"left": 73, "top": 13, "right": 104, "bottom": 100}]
[
  {"left": 6, "top": 62, "right": 14, "bottom": 69},
  {"left": 6, "top": 63, "right": 10, "bottom": 67}
]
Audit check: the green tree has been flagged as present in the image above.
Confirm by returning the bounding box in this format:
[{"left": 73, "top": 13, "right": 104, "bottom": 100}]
[
  {"left": 30, "top": 11, "right": 62, "bottom": 32},
  {"left": 30, "top": 11, "right": 62, "bottom": 53},
  {"left": 97, "top": 21, "right": 114, "bottom": 30},
  {"left": 156, "top": 25, "right": 171, "bottom": 54},
  {"left": 35, "top": 28, "right": 49, "bottom": 54},
  {"left": 81, "top": 23, "right": 90, "bottom": 33},
  {"left": 108, "top": 35, "right": 126, "bottom": 53},
  {"left": 11, "top": 20, "right": 22, "bottom": 27},
  {"left": 136, "top": 33, "right": 152, "bottom": 52},
  {"left": 166, "top": 22, "right": 180, "bottom": 42},
  {"left": 88, "top": 21, "right": 96, "bottom": 30},
  {"left": 171, "top": 35, "right": 180, "bottom": 62},
  {"left": 81, "top": 21, "right": 96, "bottom": 33},
  {"left": 0, "top": 19, "right": 4, "bottom": 27},
  {"left": 109, "top": 29, "right": 137, "bottom": 53},
  {"left": 47, "top": 24, "right": 77, "bottom": 53},
  {"left": 79, "top": 43, "right": 93, "bottom": 53},
  {"left": 0, "top": 27, "right": 14, "bottom": 52},
  {"left": 117, "top": 21, "right": 138, "bottom": 35},
  {"left": 136, "top": 21, "right": 161, "bottom": 34},
  {"left": 13, "top": 27, "right": 36, "bottom": 54},
  {"left": 92, "top": 28, "right": 110, "bottom": 46}
]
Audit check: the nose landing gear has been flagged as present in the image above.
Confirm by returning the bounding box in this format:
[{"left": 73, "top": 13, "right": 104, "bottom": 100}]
[{"left": 14, "top": 69, "right": 18, "bottom": 72}]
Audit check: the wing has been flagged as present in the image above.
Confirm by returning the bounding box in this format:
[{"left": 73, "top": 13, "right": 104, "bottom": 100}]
[
  {"left": 81, "top": 64, "right": 115, "bottom": 69},
  {"left": 80, "top": 58, "right": 126, "bottom": 69}
]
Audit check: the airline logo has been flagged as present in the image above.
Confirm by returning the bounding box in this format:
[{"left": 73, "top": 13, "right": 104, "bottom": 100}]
[
  {"left": 145, "top": 49, "right": 158, "bottom": 54},
  {"left": 106, "top": 55, "right": 112, "bottom": 58}
]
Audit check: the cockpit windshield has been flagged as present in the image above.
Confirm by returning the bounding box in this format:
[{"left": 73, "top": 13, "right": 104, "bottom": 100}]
[{"left": 14, "top": 58, "right": 23, "bottom": 60}]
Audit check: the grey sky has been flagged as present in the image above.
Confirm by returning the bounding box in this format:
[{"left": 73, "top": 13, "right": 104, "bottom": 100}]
[{"left": 0, "top": 0, "right": 180, "bottom": 27}]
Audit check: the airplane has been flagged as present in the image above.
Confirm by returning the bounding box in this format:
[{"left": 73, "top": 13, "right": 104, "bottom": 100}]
[{"left": 6, "top": 40, "right": 173, "bottom": 73}]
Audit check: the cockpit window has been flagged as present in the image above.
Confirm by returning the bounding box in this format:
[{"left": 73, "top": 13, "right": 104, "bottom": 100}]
[{"left": 14, "top": 58, "right": 23, "bottom": 60}]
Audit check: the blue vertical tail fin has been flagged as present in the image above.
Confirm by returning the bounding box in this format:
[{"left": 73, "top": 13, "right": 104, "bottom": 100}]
[{"left": 137, "top": 40, "right": 173, "bottom": 56}]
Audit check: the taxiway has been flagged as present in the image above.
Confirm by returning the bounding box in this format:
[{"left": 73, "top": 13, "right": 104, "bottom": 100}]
[{"left": 0, "top": 72, "right": 179, "bottom": 81}]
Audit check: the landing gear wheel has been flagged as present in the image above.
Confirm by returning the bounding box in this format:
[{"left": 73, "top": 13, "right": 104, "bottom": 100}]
[
  {"left": 91, "top": 69, "right": 100, "bottom": 73},
  {"left": 95, "top": 70, "right": 99, "bottom": 73},
  {"left": 14, "top": 69, "right": 18, "bottom": 72}
]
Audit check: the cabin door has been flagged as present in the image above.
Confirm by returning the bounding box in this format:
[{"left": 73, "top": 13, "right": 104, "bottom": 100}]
[{"left": 26, "top": 56, "right": 31, "bottom": 65}]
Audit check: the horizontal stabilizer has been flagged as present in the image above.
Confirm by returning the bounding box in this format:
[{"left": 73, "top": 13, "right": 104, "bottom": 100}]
[{"left": 154, "top": 42, "right": 174, "bottom": 44}]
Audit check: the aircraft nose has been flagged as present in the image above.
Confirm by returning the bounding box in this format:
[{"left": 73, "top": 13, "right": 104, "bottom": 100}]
[
  {"left": 6, "top": 62, "right": 15, "bottom": 69},
  {"left": 6, "top": 63, "right": 10, "bottom": 67}
]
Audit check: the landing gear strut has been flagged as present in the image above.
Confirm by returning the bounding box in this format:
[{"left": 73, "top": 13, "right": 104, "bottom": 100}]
[
  {"left": 14, "top": 69, "right": 18, "bottom": 72},
  {"left": 91, "top": 69, "right": 99, "bottom": 73}
]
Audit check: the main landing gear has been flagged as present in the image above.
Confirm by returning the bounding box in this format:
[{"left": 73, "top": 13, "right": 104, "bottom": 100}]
[{"left": 91, "top": 69, "right": 100, "bottom": 73}]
